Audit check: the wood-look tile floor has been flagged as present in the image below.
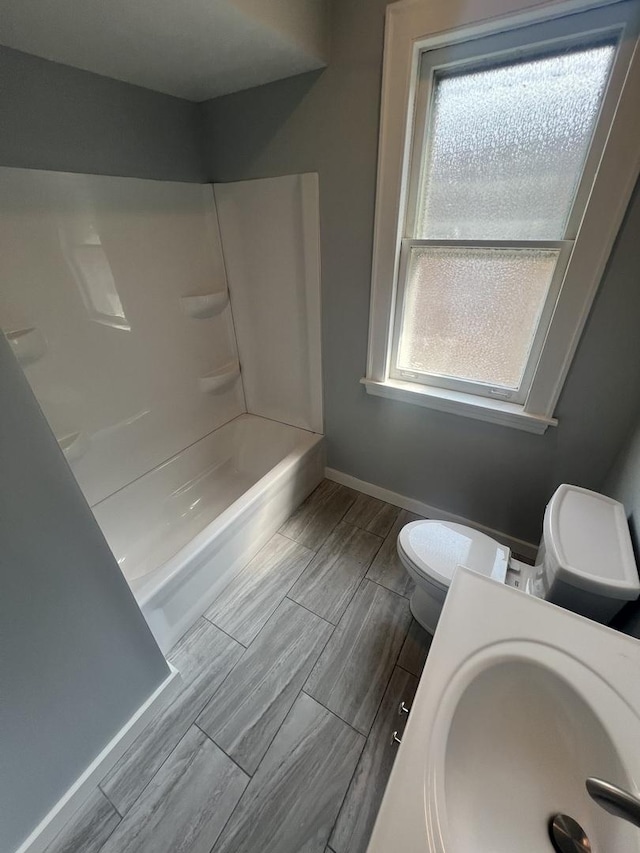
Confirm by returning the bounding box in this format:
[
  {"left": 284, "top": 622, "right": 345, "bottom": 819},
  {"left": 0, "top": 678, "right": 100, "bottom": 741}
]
[{"left": 45, "top": 481, "right": 432, "bottom": 853}]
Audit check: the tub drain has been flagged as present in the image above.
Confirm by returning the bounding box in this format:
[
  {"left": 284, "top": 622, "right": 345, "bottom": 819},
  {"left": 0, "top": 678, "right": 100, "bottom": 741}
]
[{"left": 549, "top": 814, "right": 591, "bottom": 852}]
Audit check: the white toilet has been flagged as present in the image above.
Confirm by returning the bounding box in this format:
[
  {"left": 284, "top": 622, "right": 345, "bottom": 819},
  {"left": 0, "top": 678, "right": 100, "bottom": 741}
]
[{"left": 397, "top": 484, "right": 640, "bottom": 633}]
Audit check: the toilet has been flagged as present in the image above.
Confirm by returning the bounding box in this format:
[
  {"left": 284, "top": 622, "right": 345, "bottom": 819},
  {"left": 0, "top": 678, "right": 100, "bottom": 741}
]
[{"left": 397, "top": 484, "right": 640, "bottom": 633}]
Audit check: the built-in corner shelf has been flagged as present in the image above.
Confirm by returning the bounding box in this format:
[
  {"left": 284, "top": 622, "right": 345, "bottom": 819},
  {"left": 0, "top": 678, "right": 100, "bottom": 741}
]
[
  {"left": 57, "top": 431, "right": 90, "bottom": 464},
  {"left": 198, "top": 361, "right": 241, "bottom": 394},
  {"left": 181, "top": 291, "right": 228, "bottom": 319},
  {"left": 5, "top": 327, "right": 47, "bottom": 365}
]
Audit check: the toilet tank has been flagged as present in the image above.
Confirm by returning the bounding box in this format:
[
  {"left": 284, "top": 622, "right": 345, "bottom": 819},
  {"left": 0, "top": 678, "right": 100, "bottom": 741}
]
[{"left": 537, "top": 485, "right": 640, "bottom": 624}]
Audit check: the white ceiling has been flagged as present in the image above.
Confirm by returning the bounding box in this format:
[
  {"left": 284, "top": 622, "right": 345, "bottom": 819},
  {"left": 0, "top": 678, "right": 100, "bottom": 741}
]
[{"left": 0, "top": 0, "right": 328, "bottom": 102}]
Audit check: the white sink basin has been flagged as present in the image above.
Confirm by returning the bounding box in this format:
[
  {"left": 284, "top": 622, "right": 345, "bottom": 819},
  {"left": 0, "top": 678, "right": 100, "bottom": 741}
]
[{"left": 367, "top": 568, "right": 640, "bottom": 853}]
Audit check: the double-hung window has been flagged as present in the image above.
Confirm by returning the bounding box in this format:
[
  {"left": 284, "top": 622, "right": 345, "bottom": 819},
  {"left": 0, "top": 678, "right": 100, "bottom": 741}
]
[{"left": 364, "top": 0, "right": 640, "bottom": 432}]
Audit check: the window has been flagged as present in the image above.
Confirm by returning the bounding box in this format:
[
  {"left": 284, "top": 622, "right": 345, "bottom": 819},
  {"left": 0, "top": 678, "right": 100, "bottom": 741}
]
[
  {"left": 364, "top": 0, "right": 640, "bottom": 433},
  {"left": 394, "top": 35, "right": 614, "bottom": 404}
]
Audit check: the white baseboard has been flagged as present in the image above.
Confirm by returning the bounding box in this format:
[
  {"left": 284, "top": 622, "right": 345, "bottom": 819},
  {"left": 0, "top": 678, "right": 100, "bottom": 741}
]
[
  {"left": 15, "top": 665, "right": 182, "bottom": 853},
  {"left": 325, "top": 467, "right": 538, "bottom": 560}
]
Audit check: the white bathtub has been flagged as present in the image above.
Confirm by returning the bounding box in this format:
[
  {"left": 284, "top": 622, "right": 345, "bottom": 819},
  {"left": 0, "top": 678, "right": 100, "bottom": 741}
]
[{"left": 93, "top": 414, "right": 324, "bottom": 652}]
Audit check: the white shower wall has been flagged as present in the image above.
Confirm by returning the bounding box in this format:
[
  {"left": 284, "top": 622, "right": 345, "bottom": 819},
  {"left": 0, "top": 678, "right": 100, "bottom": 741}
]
[
  {"left": 215, "top": 173, "right": 323, "bottom": 433},
  {"left": 0, "top": 168, "right": 245, "bottom": 506}
]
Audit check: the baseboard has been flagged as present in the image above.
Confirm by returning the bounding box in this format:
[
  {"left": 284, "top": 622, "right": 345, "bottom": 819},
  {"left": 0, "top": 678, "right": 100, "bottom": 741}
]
[
  {"left": 325, "top": 467, "right": 538, "bottom": 560},
  {"left": 15, "top": 664, "right": 182, "bottom": 853}
]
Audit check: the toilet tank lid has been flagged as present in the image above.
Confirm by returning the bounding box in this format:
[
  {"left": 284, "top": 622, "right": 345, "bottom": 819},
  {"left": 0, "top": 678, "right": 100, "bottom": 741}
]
[{"left": 544, "top": 485, "right": 639, "bottom": 599}]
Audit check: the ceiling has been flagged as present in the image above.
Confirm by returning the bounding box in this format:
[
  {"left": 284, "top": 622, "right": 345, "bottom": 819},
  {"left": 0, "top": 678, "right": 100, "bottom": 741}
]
[{"left": 0, "top": 0, "right": 328, "bottom": 102}]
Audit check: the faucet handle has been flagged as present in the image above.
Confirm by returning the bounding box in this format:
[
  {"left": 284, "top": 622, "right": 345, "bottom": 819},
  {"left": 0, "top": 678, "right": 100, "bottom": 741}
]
[{"left": 586, "top": 777, "right": 640, "bottom": 829}]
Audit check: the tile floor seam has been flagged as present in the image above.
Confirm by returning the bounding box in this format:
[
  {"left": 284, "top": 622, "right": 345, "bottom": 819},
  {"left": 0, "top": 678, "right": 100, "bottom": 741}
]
[
  {"left": 367, "top": 572, "right": 414, "bottom": 603},
  {"left": 366, "top": 573, "right": 411, "bottom": 599},
  {"left": 195, "top": 606, "right": 336, "bottom": 776},
  {"left": 291, "top": 488, "right": 359, "bottom": 551},
  {"left": 100, "top": 722, "right": 199, "bottom": 824},
  {"left": 396, "top": 660, "right": 426, "bottom": 679},
  {"left": 328, "top": 665, "right": 419, "bottom": 853},
  {"left": 347, "top": 661, "right": 397, "bottom": 739},
  {"left": 375, "top": 620, "right": 416, "bottom": 722},
  {"left": 324, "top": 734, "right": 369, "bottom": 853},
  {"left": 189, "top": 664, "right": 248, "bottom": 734},
  {"left": 199, "top": 606, "right": 340, "bottom": 789},
  {"left": 287, "top": 574, "right": 362, "bottom": 627},
  {"left": 226, "top": 683, "right": 311, "bottom": 782},
  {"left": 314, "top": 576, "right": 413, "bottom": 739},
  {"left": 201, "top": 534, "right": 317, "bottom": 647},
  {"left": 97, "top": 784, "right": 124, "bottom": 820},
  {"left": 62, "top": 788, "right": 123, "bottom": 853},
  {"left": 299, "top": 689, "right": 370, "bottom": 738},
  {"left": 283, "top": 594, "right": 338, "bottom": 626},
  {"left": 188, "top": 651, "right": 255, "bottom": 739},
  {"left": 97, "top": 812, "right": 122, "bottom": 853},
  {"left": 302, "top": 579, "right": 380, "bottom": 734},
  {"left": 200, "top": 614, "right": 249, "bottom": 648},
  {"left": 193, "top": 720, "right": 250, "bottom": 778},
  {"left": 205, "top": 591, "right": 327, "bottom": 668},
  {"left": 333, "top": 491, "right": 359, "bottom": 528},
  {"left": 345, "top": 513, "right": 397, "bottom": 538},
  {"left": 209, "top": 690, "right": 365, "bottom": 853},
  {"left": 140, "top": 723, "right": 251, "bottom": 853},
  {"left": 204, "top": 798, "right": 237, "bottom": 853},
  {"left": 343, "top": 494, "right": 403, "bottom": 538},
  {"left": 209, "top": 686, "right": 335, "bottom": 850},
  {"left": 276, "top": 528, "right": 321, "bottom": 552},
  {"left": 99, "top": 643, "right": 244, "bottom": 820},
  {"left": 337, "top": 519, "right": 385, "bottom": 543},
  {"left": 193, "top": 723, "right": 258, "bottom": 853},
  {"left": 295, "top": 688, "right": 369, "bottom": 853}
]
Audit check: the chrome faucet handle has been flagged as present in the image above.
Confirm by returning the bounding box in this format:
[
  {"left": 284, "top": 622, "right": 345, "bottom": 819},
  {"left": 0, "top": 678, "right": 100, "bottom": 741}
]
[{"left": 586, "top": 777, "right": 640, "bottom": 829}]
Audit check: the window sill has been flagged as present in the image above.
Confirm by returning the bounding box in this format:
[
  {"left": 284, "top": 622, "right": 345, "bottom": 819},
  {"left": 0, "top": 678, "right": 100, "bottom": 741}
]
[{"left": 361, "top": 377, "right": 557, "bottom": 434}]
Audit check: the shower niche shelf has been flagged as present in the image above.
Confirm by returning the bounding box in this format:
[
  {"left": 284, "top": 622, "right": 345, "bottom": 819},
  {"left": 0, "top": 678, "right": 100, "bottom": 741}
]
[
  {"left": 181, "top": 291, "right": 228, "bottom": 319},
  {"left": 5, "top": 327, "right": 47, "bottom": 365},
  {"left": 58, "top": 431, "right": 90, "bottom": 464},
  {"left": 199, "top": 361, "right": 241, "bottom": 394}
]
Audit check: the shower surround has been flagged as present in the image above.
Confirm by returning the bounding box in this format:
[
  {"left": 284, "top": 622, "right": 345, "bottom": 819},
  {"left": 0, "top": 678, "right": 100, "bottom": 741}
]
[{"left": 0, "top": 167, "right": 324, "bottom": 651}]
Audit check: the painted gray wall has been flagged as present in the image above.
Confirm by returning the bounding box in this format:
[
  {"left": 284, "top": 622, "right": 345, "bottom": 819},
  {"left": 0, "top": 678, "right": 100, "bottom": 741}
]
[
  {"left": 0, "top": 43, "right": 204, "bottom": 853},
  {"left": 201, "top": 0, "right": 640, "bottom": 545},
  {"left": 607, "top": 422, "right": 640, "bottom": 539},
  {"left": 0, "top": 45, "right": 205, "bottom": 181},
  {"left": 0, "top": 333, "right": 170, "bottom": 852},
  {"left": 605, "top": 411, "right": 640, "bottom": 638}
]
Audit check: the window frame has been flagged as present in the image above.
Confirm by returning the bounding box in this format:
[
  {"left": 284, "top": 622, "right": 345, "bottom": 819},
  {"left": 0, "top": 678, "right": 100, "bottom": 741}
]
[{"left": 363, "top": 0, "right": 640, "bottom": 434}]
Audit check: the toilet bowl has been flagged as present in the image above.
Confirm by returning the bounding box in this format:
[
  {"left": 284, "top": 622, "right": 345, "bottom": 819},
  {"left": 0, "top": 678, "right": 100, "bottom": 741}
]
[
  {"left": 398, "top": 522, "right": 512, "bottom": 632},
  {"left": 397, "top": 485, "right": 640, "bottom": 634}
]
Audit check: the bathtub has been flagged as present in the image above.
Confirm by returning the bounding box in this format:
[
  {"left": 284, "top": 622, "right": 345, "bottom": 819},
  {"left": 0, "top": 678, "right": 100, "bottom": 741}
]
[{"left": 93, "top": 414, "right": 324, "bottom": 652}]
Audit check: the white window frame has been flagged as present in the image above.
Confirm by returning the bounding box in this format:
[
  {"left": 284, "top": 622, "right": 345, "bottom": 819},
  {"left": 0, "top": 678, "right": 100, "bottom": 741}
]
[{"left": 363, "top": 0, "right": 640, "bottom": 434}]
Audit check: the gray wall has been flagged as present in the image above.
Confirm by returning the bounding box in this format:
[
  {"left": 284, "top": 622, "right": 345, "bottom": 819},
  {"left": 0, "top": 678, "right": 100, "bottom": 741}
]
[
  {"left": 607, "top": 421, "right": 640, "bottom": 539},
  {"left": 605, "top": 411, "right": 640, "bottom": 637},
  {"left": 0, "top": 45, "right": 206, "bottom": 851},
  {"left": 0, "top": 44, "right": 204, "bottom": 853},
  {"left": 0, "top": 45, "right": 205, "bottom": 181},
  {"left": 201, "top": 0, "right": 640, "bottom": 545},
  {"left": 0, "top": 333, "right": 170, "bottom": 852}
]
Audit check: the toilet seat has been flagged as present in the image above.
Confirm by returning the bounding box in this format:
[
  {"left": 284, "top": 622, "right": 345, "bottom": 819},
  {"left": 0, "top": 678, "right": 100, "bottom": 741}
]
[{"left": 398, "top": 520, "right": 510, "bottom": 590}]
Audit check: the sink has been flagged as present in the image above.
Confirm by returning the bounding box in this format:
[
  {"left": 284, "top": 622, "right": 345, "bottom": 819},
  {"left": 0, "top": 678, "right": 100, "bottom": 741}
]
[
  {"left": 440, "top": 651, "right": 635, "bottom": 851},
  {"left": 367, "top": 568, "right": 640, "bottom": 853}
]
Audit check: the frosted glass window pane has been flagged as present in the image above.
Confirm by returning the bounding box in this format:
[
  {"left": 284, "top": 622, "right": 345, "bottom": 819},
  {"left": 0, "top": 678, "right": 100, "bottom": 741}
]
[
  {"left": 396, "top": 247, "right": 560, "bottom": 389},
  {"left": 417, "top": 44, "right": 615, "bottom": 240}
]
